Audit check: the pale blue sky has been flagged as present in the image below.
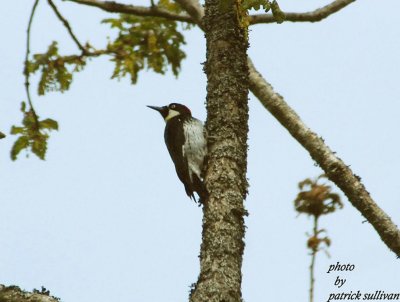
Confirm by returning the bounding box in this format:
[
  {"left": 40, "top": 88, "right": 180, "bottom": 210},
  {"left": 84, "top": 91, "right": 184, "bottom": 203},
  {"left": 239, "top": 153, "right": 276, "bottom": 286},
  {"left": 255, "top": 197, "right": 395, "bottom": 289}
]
[{"left": 1, "top": 1, "right": 400, "bottom": 301}]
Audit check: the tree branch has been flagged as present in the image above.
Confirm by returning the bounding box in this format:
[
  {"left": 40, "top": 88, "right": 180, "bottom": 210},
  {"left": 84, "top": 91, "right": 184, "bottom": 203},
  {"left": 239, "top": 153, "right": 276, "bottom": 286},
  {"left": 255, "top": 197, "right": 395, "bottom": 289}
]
[
  {"left": 249, "top": 0, "right": 356, "bottom": 24},
  {"left": 176, "top": 0, "right": 400, "bottom": 257},
  {"left": 61, "top": 49, "right": 112, "bottom": 61},
  {"left": 174, "top": 0, "right": 204, "bottom": 28},
  {"left": 247, "top": 58, "right": 400, "bottom": 257},
  {"left": 64, "top": 0, "right": 195, "bottom": 24},
  {"left": 48, "top": 0, "right": 87, "bottom": 53},
  {"left": 0, "top": 285, "right": 59, "bottom": 302},
  {"left": 24, "top": 0, "right": 40, "bottom": 127},
  {"left": 66, "top": 0, "right": 355, "bottom": 26}
]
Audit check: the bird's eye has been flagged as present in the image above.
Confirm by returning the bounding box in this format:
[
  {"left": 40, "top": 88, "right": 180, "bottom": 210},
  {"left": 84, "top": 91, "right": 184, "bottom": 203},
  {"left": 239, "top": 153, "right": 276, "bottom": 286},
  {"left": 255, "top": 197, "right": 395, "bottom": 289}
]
[{"left": 171, "top": 104, "right": 176, "bottom": 109}]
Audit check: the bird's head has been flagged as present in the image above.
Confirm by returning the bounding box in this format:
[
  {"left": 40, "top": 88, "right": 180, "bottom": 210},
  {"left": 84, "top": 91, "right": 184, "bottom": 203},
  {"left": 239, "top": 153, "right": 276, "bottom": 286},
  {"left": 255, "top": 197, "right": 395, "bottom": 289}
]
[{"left": 147, "top": 103, "right": 192, "bottom": 122}]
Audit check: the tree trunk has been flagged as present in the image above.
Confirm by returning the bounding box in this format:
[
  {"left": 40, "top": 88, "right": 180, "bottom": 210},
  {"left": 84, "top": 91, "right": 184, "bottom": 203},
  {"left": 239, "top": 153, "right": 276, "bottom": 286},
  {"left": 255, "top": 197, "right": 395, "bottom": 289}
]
[{"left": 189, "top": 1, "right": 249, "bottom": 302}]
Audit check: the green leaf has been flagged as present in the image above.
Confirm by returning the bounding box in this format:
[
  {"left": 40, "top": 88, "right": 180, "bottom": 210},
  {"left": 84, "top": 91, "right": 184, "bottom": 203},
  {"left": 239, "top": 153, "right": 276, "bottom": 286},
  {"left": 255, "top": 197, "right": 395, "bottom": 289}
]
[
  {"left": 39, "top": 119, "right": 59, "bottom": 131},
  {"left": 102, "top": 18, "right": 123, "bottom": 30},
  {"left": 243, "top": 0, "right": 271, "bottom": 12},
  {"left": 10, "top": 126, "right": 25, "bottom": 135},
  {"left": 271, "top": 0, "right": 285, "bottom": 23},
  {"left": 0, "top": 131, "right": 5, "bottom": 139},
  {"left": 28, "top": 42, "right": 86, "bottom": 95},
  {"left": 11, "top": 136, "right": 29, "bottom": 161},
  {"left": 23, "top": 110, "right": 38, "bottom": 129},
  {"left": 263, "top": 1, "right": 271, "bottom": 12},
  {"left": 157, "top": 0, "right": 183, "bottom": 13},
  {"left": 11, "top": 107, "right": 58, "bottom": 161},
  {"left": 31, "top": 135, "right": 47, "bottom": 160}
]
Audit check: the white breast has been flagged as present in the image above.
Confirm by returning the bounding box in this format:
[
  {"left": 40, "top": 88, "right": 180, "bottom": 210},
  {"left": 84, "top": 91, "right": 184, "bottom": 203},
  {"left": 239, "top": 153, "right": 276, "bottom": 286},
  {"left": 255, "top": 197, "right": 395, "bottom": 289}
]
[{"left": 183, "top": 118, "right": 207, "bottom": 181}]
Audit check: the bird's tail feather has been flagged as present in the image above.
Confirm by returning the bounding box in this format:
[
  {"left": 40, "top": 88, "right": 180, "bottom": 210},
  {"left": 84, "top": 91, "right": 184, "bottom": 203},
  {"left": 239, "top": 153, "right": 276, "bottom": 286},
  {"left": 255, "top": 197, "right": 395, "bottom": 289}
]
[{"left": 193, "top": 176, "right": 208, "bottom": 204}]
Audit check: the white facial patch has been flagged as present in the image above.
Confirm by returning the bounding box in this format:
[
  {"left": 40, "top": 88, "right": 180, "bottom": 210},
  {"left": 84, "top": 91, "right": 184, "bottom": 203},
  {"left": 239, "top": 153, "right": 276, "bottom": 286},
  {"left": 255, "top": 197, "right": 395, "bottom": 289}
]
[{"left": 164, "top": 109, "right": 180, "bottom": 122}]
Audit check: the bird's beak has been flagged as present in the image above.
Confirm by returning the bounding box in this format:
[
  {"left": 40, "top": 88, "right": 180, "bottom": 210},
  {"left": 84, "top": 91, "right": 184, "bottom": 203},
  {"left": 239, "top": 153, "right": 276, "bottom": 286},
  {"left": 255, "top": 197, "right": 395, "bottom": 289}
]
[
  {"left": 147, "top": 105, "right": 164, "bottom": 112},
  {"left": 147, "top": 105, "right": 169, "bottom": 120}
]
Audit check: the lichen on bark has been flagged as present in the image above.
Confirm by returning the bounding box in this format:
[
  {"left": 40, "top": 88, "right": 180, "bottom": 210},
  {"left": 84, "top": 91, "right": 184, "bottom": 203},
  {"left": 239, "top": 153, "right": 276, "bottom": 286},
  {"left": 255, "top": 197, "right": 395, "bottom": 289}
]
[
  {"left": 189, "top": 0, "right": 249, "bottom": 301},
  {"left": 0, "top": 285, "right": 60, "bottom": 302}
]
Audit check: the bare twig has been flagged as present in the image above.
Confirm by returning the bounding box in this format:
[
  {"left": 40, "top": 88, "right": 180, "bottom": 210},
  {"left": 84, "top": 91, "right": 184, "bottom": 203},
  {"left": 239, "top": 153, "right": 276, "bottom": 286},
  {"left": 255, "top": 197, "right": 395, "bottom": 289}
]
[
  {"left": 250, "top": 0, "right": 356, "bottom": 24},
  {"left": 65, "top": 0, "right": 195, "bottom": 24},
  {"left": 24, "top": 0, "right": 40, "bottom": 125},
  {"left": 48, "top": 0, "right": 87, "bottom": 53},
  {"left": 174, "top": 0, "right": 204, "bottom": 28},
  {"left": 309, "top": 216, "right": 318, "bottom": 302},
  {"left": 57, "top": 48, "right": 113, "bottom": 62}
]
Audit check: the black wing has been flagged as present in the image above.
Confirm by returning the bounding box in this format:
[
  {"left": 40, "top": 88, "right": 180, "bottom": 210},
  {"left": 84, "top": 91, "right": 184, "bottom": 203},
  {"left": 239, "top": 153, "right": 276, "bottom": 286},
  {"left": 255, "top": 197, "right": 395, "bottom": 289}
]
[{"left": 164, "top": 118, "right": 195, "bottom": 199}]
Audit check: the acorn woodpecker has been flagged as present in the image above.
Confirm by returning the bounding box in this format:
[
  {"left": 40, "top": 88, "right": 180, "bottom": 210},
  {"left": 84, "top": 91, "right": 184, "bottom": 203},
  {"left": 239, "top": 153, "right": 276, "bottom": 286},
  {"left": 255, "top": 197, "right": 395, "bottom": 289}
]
[{"left": 147, "top": 103, "right": 207, "bottom": 203}]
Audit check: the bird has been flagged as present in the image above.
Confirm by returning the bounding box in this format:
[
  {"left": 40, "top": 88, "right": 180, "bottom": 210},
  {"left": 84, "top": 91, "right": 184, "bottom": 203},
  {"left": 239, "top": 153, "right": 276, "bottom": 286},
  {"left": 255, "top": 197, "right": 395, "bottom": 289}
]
[{"left": 147, "top": 103, "right": 207, "bottom": 203}]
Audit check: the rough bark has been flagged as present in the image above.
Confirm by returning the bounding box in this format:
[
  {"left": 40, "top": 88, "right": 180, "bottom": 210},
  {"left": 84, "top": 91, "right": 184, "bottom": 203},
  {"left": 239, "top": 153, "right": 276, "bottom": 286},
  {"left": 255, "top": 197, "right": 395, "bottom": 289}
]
[
  {"left": 0, "top": 285, "right": 60, "bottom": 302},
  {"left": 189, "top": 1, "right": 249, "bottom": 302}
]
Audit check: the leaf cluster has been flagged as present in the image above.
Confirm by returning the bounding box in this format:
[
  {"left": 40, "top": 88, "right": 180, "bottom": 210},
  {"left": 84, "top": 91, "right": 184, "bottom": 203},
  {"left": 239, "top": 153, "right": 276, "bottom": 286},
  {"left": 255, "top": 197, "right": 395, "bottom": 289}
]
[
  {"left": 157, "top": 0, "right": 183, "bottom": 14},
  {"left": 26, "top": 0, "right": 188, "bottom": 95},
  {"left": 27, "top": 41, "right": 86, "bottom": 95},
  {"left": 307, "top": 230, "right": 331, "bottom": 253},
  {"left": 10, "top": 102, "right": 58, "bottom": 161},
  {"left": 157, "top": 0, "right": 194, "bottom": 30},
  {"left": 242, "top": 0, "right": 285, "bottom": 23},
  {"left": 243, "top": 0, "right": 271, "bottom": 12},
  {"left": 294, "top": 174, "right": 343, "bottom": 218},
  {"left": 102, "top": 14, "right": 186, "bottom": 84}
]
